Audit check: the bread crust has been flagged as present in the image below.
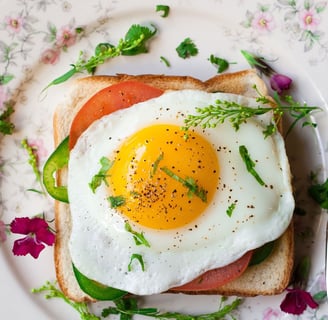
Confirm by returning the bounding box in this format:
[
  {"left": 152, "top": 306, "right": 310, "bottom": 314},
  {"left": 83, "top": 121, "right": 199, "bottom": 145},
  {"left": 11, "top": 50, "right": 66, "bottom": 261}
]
[{"left": 52, "top": 70, "right": 293, "bottom": 301}]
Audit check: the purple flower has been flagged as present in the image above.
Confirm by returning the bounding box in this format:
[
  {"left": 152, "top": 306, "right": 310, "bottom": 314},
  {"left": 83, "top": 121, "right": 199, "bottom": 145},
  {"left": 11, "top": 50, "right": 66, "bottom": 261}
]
[
  {"left": 10, "top": 217, "right": 55, "bottom": 259},
  {"left": 270, "top": 74, "right": 292, "bottom": 95},
  {"left": 280, "top": 288, "right": 319, "bottom": 315}
]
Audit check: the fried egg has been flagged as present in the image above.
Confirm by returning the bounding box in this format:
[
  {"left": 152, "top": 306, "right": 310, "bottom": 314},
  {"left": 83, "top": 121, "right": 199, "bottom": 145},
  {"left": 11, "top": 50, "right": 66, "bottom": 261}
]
[{"left": 68, "top": 89, "right": 294, "bottom": 295}]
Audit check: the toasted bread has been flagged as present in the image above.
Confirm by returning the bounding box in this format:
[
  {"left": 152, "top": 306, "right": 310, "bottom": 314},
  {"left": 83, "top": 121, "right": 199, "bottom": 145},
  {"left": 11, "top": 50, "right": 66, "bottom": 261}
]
[{"left": 52, "top": 70, "right": 293, "bottom": 302}]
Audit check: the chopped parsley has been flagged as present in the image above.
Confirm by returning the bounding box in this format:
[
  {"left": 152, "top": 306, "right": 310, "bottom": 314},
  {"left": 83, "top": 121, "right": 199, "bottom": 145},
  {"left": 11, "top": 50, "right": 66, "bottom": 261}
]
[
  {"left": 160, "top": 166, "right": 207, "bottom": 202},
  {"left": 176, "top": 37, "right": 198, "bottom": 59},
  {"left": 151, "top": 152, "right": 164, "bottom": 177},
  {"left": 156, "top": 4, "right": 170, "bottom": 17},
  {"left": 308, "top": 178, "right": 328, "bottom": 209},
  {"left": 239, "top": 145, "right": 265, "bottom": 186},
  {"left": 108, "top": 195, "right": 126, "bottom": 208},
  {"left": 125, "top": 222, "right": 151, "bottom": 247},
  {"left": 209, "top": 54, "right": 231, "bottom": 73},
  {"left": 89, "top": 157, "right": 113, "bottom": 193},
  {"left": 226, "top": 203, "right": 236, "bottom": 217},
  {"left": 128, "top": 253, "right": 145, "bottom": 272},
  {"left": 0, "top": 100, "right": 15, "bottom": 135}
]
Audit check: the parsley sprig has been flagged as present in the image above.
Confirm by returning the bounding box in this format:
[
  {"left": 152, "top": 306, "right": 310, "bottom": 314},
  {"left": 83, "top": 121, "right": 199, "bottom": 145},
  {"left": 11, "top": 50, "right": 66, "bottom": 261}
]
[
  {"left": 89, "top": 157, "right": 114, "bottom": 193},
  {"left": 102, "top": 296, "right": 242, "bottom": 320},
  {"left": 183, "top": 87, "right": 320, "bottom": 138},
  {"left": 44, "top": 24, "right": 157, "bottom": 89},
  {"left": 32, "top": 281, "right": 100, "bottom": 320},
  {"left": 0, "top": 100, "right": 15, "bottom": 135}
]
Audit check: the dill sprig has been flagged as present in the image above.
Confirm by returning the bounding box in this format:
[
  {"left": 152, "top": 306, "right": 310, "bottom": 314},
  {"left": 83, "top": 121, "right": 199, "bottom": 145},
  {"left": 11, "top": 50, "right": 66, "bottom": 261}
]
[{"left": 183, "top": 87, "right": 320, "bottom": 138}]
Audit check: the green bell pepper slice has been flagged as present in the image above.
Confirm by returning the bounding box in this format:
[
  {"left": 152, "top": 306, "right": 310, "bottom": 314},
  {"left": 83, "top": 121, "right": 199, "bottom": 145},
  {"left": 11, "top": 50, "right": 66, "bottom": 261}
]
[
  {"left": 42, "top": 136, "right": 69, "bottom": 203},
  {"left": 249, "top": 240, "right": 275, "bottom": 266},
  {"left": 73, "top": 264, "right": 127, "bottom": 300}
]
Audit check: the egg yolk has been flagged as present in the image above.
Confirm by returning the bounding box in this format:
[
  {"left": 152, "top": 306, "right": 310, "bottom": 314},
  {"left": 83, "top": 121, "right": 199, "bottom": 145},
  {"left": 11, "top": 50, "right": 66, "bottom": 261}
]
[{"left": 107, "top": 124, "right": 219, "bottom": 230}]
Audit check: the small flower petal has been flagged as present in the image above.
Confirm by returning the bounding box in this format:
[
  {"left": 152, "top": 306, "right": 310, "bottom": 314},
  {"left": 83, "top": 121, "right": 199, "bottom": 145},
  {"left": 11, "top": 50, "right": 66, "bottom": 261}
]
[
  {"left": 270, "top": 74, "right": 292, "bottom": 94},
  {"left": 12, "top": 236, "right": 45, "bottom": 259},
  {"left": 280, "top": 288, "right": 319, "bottom": 315},
  {"left": 10, "top": 217, "right": 31, "bottom": 234},
  {"left": 35, "top": 227, "right": 55, "bottom": 246}
]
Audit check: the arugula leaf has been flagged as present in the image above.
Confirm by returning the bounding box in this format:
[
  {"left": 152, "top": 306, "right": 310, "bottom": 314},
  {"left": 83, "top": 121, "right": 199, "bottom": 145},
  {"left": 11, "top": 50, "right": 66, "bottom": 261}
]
[
  {"left": 156, "top": 5, "right": 170, "bottom": 17},
  {"left": 308, "top": 178, "right": 328, "bottom": 209},
  {"left": 108, "top": 195, "right": 126, "bottom": 208},
  {"left": 239, "top": 145, "right": 265, "bottom": 186},
  {"left": 32, "top": 281, "right": 100, "bottom": 320},
  {"left": 89, "top": 156, "right": 113, "bottom": 193},
  {"left": 128, "top": 253, "right": 145, "bottom": 272},
  {"left": 160, "top": 166, "right": 207, "bottom": 202},
  {"left": 44, "top": 24, "right": 157, "bottom": 89},
  {"left": 209, "top": 54, "right": 230, "bottom": 73},
  {"left": 176, "top": 38, "right": 198, "bottom": 59},
  {"left": 125, "top": 222, "right": 151, "bottom": 247},
  {"left": 102, "top": 296, "right": 242, "bottom": 320}
]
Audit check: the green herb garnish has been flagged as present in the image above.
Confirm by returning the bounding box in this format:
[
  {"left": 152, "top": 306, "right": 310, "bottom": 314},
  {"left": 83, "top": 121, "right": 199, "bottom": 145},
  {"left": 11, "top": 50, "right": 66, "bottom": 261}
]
[
  {"left": 32, "top": 281, "right": 100, "bottom": 320},
  {"left": 0, "top": 100, "right": 15, "bottom": 135},
  {"left": 101, "top": 296, "right": 242, "bottom": 320},
  {"left": 160, "top": 56, "right": 171, "bottom": 67},
  {"left": 151, "top": 152, "right": 164, "bottom": 177},
  {"left": 226, "top": 203, "right": 236, "bottom": 217},
  {"left": 209, "top": 54, "right": 232, "bottom": 73},
  {"left": 108, "top": 195, "right": 126, "bottom": 208},
  {"left": 128, "top": 253, "right": 145, "bottom": 272},
  {"left": 89, "top": 157, "right": 113, "bottom": 193},
  {"left": 239, "top": 145, "right": 265, "bottom": 186},
  {"left": 160, "top": 166, "right": 207, "bottom": 202},
  {"left": 125, "top": 222, "right": 151, "bottom": 247},
  {"left": 44, "top": 24, "right": 157, "bottom": 89},
  {"left": 156, "top": 5, "right": 170, "bottom": 17},
  {"left": 176, "top": 37, "right": 198, "bottom": 59},
  {"left": 183, "top": 86, "right": 320, "bottom": 138},
  {"left": 308, "top": 178, "right": 328, "bottom": 209}
]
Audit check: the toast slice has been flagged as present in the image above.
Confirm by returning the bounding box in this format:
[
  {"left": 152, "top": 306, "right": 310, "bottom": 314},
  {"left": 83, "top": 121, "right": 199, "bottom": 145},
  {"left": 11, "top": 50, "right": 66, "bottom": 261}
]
[{"left": 52, "top": 70, "right": 294, "bottom": 302}]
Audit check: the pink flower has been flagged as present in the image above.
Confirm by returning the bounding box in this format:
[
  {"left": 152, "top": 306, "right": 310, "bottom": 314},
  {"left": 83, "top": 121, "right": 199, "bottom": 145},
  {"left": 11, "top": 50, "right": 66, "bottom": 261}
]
[
  {"left": 251, "top": 12, "right": 275, "bottom": 32},
  {"left": 56, "top": 25, "right": 77, "bottom": 49},
  {"left": 10, "top": 217, "right": 55, "bottom": 259},
  {"left": 270, "top": 74, "right": 293, "bottom": 94},
  {"left": 40, "top": 48, "right": 60, "bottom": 65},
  {"left": 299, "top": 8, "right": 320, "bottom": 32},
  {"left": 4, "top": 16, "right": 24, "bottom": 33},
  {"left": 263, "top": 307, "right": 283, "bottom": 320},
  {"left": 280, "top": 288, "right": 319, "bottom": 315},
  {"left": 0, "top": 220, "right": 7, "bottom": 242}
]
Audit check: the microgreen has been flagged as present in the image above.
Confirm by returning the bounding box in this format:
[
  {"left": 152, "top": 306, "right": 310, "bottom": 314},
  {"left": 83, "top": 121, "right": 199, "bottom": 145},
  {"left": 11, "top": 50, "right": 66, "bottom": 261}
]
[
  {"left": 239, "top": 145, "right": 265, "bottom": 186},
  {"left": 182, "top": 85, "right": 320, "bottom": 139},
  {"left": 89, "top": 157, "right": 113, "bottom": 193},
  {"left": 226, "top": 203, "right": 236, "bottom": 217},
  {"left": 160, "top": 56, "right": 171, "bottom": 67},
  {"left": 32, "top": 281, "right": 100, "bottom": 320},
  {"left": 176, "top": 38, "right": 198, "bottom": 59},
  {"left": 209, "top": 54, "right": 234, "bottom": 73},
  {"left": 21, "top": 138, "right": 43, "bottom": 192},
  {"left": 160, "top": 166, "right": 207, "bottom": 202},
  {"left": 101, "top": 296, "right": 242, "bottom": 320},
  {"left": 156, "top": 5, "right": 170, "bottom": 17},
  {"left": 128, "top": 253, "right": 145, "bottom": 272},
  {"left": 0, "top": 100, "right": 15, "bottom": 135},
  {"left": 108, "top": 195, "right": 126, "bottom": 208},
  {"left": 125, "top": 222, "right": 151, "bottom": 247},
  {"left": 44, "top": 24, "right": 157, "bottom": 90}
]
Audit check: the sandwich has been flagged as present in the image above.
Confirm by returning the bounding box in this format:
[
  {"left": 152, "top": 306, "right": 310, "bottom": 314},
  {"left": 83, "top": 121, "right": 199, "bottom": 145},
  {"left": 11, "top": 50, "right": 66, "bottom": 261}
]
[{"left": 45, "top": 69, "right": 294, "bottom": 302}]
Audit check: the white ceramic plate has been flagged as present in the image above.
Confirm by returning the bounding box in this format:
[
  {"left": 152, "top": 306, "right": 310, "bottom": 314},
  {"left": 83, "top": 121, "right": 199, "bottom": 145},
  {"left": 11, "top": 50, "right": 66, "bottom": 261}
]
[{"left": 0, "top": 0, "right": 327, "bottom": 319}]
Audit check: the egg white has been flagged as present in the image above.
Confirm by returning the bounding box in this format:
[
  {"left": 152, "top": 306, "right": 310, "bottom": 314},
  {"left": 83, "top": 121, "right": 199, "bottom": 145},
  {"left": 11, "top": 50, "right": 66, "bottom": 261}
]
[{"left": 68, "top": 90, "right": 294, "bottom": 295}]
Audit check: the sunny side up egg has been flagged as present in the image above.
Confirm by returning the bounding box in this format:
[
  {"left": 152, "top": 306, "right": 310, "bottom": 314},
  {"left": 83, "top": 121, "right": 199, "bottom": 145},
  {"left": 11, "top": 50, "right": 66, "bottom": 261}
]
[{"left": 68, "top": 89, "right": 294, "bottom": 296}]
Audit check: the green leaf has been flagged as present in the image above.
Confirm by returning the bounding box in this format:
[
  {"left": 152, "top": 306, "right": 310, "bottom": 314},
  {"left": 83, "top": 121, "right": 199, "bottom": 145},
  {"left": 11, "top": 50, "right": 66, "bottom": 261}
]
[
  {"left": 226, "top": 203, "right": 236, "bottom": 217},
  {"left": 176, "top": 38, "right": 198, "bottom": 59},
  {"left": 108, "top": 195, "right": 126, "bottom": 208},
  {"left": 125, "top": 222, "right": 151, "bottom": 247},
  {"left": 308, "top": 178, "right": 328, "bottom": 209},
  {"left": 156, "top": 5, "right": 170, "bottom": 17},
  {"left": 128, "top": 253, "right": 145, "bottom": 272},
  {"left": 239, "top": 145, "right": 266, "bottom": 186},
  {"left": 89, "top": 156, "right": 113, "bottom": 193},
  {"left": 249, "top": 241, "right": 275, "bottom": 266},
  {"left": 209, "top": 54, "right": 230, "bottom": 73}
]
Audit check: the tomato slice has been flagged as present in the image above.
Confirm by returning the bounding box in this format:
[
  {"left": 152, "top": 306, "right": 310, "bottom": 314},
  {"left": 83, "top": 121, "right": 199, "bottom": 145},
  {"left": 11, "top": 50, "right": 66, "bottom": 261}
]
[
  {"left": 170, "top": 251, "right": 253, "bottom": 291},
  {"left": 69, "top": 80, "right": 164, "bottom": 149}
]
